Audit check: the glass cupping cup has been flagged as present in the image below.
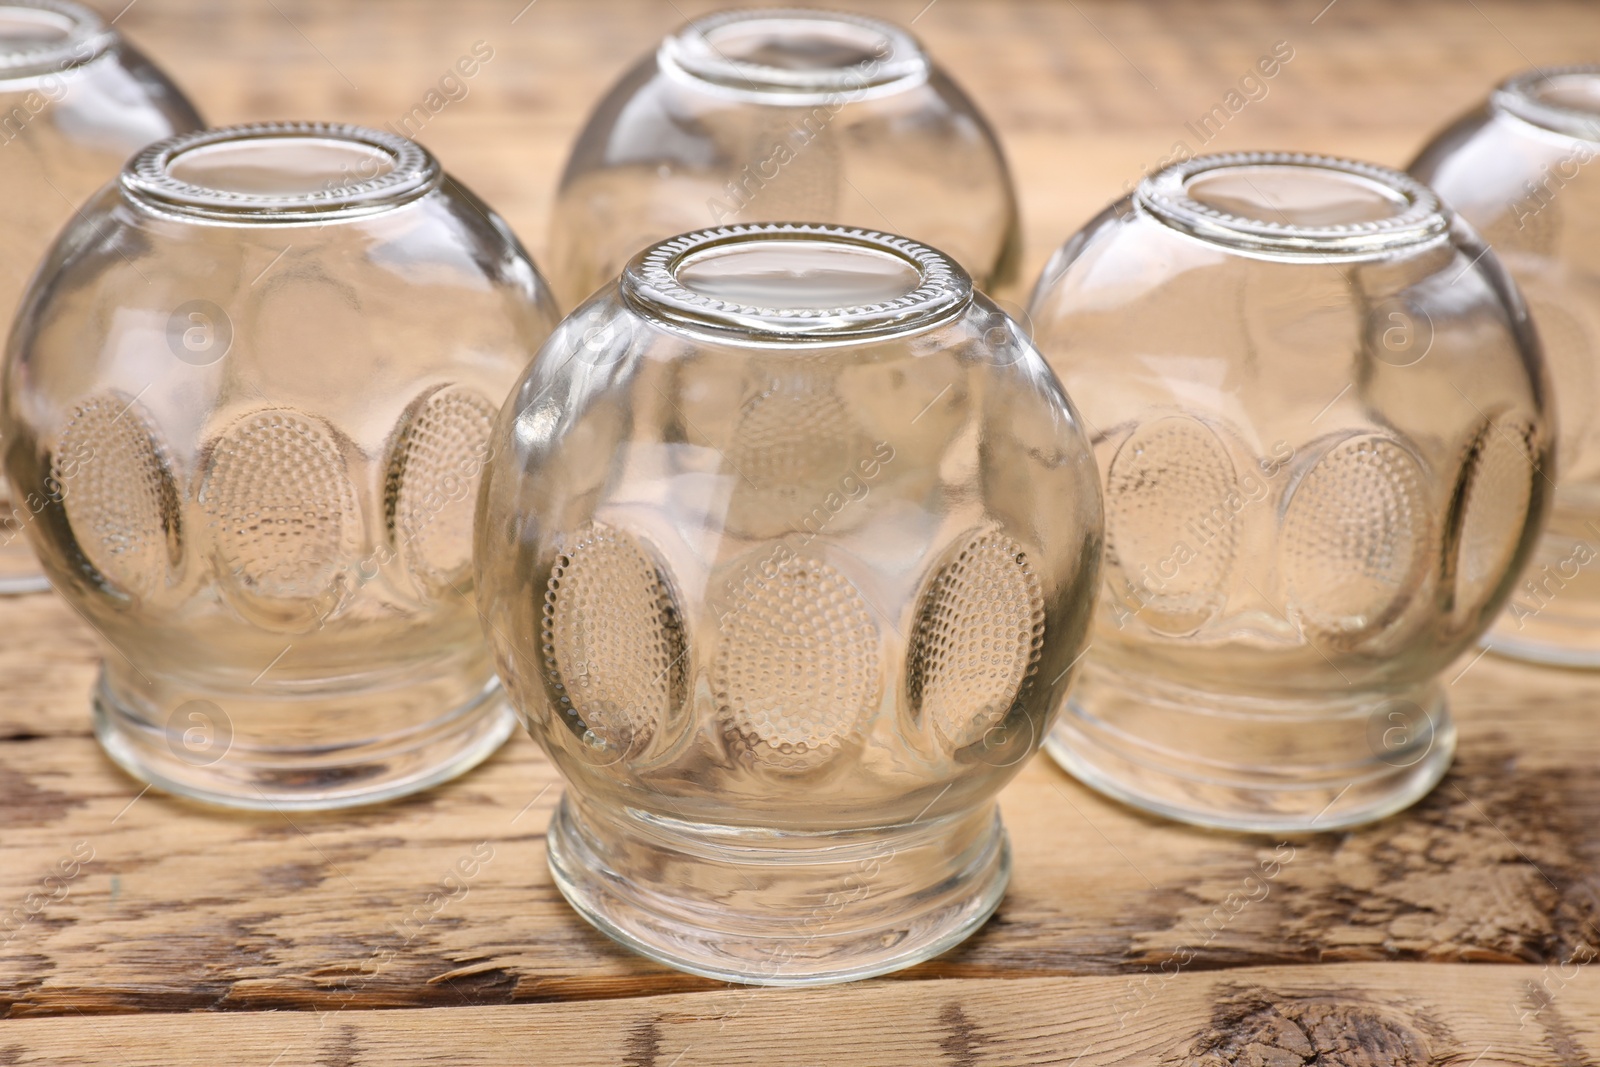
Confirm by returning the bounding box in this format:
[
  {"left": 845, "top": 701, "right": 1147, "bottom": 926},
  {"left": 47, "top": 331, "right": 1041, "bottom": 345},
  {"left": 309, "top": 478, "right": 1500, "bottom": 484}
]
[
  {"left": 2, "top": 122, "right": 560, "bottom": 808},
  {"left": 1412, "top": 67, "right": 1600, "bottom": 666},
  {"left": 547, "top": 8, "right": 1020, "bottom": 308},
  {"left": 0, "top": 0, "right": 201, "bottom": 594},
  {"left": 1028, "top": 152, "right": 1550, "bottom": 832},
  {"left": 475, "top": 222, "right": 1101, "bottom": 984}
]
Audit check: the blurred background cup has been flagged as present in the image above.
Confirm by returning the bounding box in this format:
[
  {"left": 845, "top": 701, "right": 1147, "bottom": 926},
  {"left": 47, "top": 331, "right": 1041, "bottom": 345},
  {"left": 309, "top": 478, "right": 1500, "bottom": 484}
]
[
  {"left": 476, "top": 222, "right": 1101, "bottom": 984},
  {"left": 546, "top": 7, "right": 1021, "bottom": 309},
  {"left": 0, "top": 0, "right": 200, "bottom": 594},
  {"left": 1412, "top": 67, "right": 1600, "bottom": 667},
  {"left": 1027, "top": 152, "right": 1550, "bottom": 832},
  {"left": 2, "top": 121, "right": 560, "bottom": 809}
]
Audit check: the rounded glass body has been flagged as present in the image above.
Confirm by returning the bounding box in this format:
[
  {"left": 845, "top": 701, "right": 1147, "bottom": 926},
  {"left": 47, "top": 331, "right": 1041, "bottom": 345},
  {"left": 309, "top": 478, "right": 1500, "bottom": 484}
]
[
  {"left": 1028, "top": 153, "right": 1550, "bottom": 832},
  {"left": 3, "top": 122, "right": 560, "bottom": 809},
  {"left": 546, "top": 8, "right": 1020, "bottom": 309},
  {"left": 477, "top": 223, "right": 1100, "bottom": 984},
  {"left": 1412, "top": 67, "right": 1600, "bottom": 666},
  {"left": 0, "top": 0, "right": 200, "bottom": 593}
]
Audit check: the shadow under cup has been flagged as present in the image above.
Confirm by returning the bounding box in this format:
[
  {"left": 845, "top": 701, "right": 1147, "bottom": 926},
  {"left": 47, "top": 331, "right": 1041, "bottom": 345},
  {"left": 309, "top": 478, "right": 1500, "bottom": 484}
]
[{"left": 3, "top": 122, "right": 559, "bottom": 808}]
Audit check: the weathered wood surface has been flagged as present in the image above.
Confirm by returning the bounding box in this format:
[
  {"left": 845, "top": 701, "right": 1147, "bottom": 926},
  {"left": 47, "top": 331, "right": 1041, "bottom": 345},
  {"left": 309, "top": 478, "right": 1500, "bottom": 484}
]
[
  {"left": 3, "top": 964, "right": 1600, "bottom": 1065},
  {"left": 6, "top": 0, "right": 1600, "bottom": 1059},
  {"left": 7, "top": 580, "right": 1600, "bottom": 1016}
]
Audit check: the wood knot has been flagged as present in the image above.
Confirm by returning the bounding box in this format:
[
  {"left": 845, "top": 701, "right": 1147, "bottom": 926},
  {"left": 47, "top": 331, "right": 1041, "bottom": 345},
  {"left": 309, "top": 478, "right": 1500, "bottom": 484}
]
[{"left": 1176, "top": 988, "right": 1443, "bottom": 1067}]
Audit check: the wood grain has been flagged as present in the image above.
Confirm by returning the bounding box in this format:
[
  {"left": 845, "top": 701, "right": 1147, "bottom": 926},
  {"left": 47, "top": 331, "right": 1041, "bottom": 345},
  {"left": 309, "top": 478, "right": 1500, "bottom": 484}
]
[
  {"left": 3, "top": 964, "right": 1599, "bottom": 1065},
  {"left": 5, "top": 0, "right": 1600, "bottom": 1058}
]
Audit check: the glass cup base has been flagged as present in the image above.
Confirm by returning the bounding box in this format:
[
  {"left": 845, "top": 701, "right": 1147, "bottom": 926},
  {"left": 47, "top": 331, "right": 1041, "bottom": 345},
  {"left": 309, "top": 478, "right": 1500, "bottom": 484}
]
[
  {"left": 1484, "top": 627, "right": 1600, "bottom": 669},
  {"left": 546, "top": 793, "right": 1011, "bottom": 986},
  {"left": 1045, "top": 665, "right": 1457, "bottom": 833},
  {"left": 1481, "top": 526, "right": 1600, "bottom": 668},
  {"left": 0, "top": 573, "right": 51, "bottom": 595},
  {"left": 0, "top": 537, "right": 50, "bottom": 595},
  {"left": 1484, "top": 613, "right": 1600, "bottom": 669},
  {"left": 92, "top": 667, "right": 516, "bottom": 810}
]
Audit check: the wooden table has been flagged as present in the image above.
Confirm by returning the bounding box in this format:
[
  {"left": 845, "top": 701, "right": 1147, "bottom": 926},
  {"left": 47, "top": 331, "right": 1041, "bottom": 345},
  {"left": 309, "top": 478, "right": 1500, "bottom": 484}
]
[{"left": 7, "top": 0, "right": 1600, "bottom": 1062}]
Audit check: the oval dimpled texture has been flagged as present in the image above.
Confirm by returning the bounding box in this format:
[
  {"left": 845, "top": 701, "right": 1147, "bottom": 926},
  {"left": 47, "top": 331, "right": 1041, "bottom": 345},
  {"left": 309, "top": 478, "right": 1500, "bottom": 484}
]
[
  {"left": 543, "top": 523, "right": 684, "bottom": 757},
  {"left": 386, "top": 386, "right": 498, "bottom": 592},
  {"left": 732, "top": 112, "right": 841, "bottom": 223},
  {"left": 1450, "top": 417, "right": 1537, "bottom": 625},
  {"left": 714, "top": 556, "right": 879, "bottom": 772},
  {"left": 1281, "top": 434, "right": 1431, "bottom": 643},
  {"left": 1105, "top": 415, "right": 1239, "bottom": 635},
  {"left": 907, "top": 531, "right": 1045, "bottom": 752},
  {"left": 725, "top": 379, "right": 864, "bottom": 535},
  {"left": 201, "top": 410, "right": 357, "bottom": 608},
  {"left": 56, "top": 393, "right": 181, "bottom": 597}
]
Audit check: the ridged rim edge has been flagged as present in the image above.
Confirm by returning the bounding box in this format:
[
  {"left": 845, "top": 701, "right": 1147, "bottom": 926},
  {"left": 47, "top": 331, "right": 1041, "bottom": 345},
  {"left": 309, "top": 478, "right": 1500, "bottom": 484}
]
[
  {"left": 622, "top": 222, "right": 972, "bottom": 340},
  {"left": 0, "top": 0, "right": 112, "bottom": 77},
  {"left": 1493, "top": 65, "right": 1600, "bottom": 143},
  {"left": 1136, "top": 151, "right": 1449, "bottom": 255},
  {"left": 121, "top": 121, "right": 441, "bottom": 222},
  {"left": 658, "top": 7, "right": 927, "bottom": 98}
]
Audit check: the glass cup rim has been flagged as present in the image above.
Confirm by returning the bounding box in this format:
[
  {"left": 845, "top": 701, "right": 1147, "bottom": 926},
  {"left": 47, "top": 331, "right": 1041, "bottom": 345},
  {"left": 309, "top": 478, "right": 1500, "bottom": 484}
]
[
  {"left": 121, "top": 121, "right": 443, "bottom": 224},
  {"left": 1135, "top": 151, "right": 1449, "bottom": 257},
  {"left": 657, "top": 8, "right": 929, "bottom": 103},
  {"left": 0, "top": 0, "right": 113, "bottom": 79},
  {"left": 1493, "top": 65, "right": 1600, "bottom": 143},
  {"left": 622, "top": 223, "right": 973, "bottom": 342}
]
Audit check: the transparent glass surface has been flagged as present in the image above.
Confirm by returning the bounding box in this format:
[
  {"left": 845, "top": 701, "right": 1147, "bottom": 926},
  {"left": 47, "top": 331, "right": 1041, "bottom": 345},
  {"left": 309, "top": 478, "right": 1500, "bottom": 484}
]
[
  {"left": 2, "top": 122, "right": 560, "bottom": 809},
  {"left": 476, "top": 223, "right": 1101, "bottom": 984},
  {"left": 1412, "top": 67, "right": 1600, "bottom": 667},
  {"left": 0, "top": 0, "right": 200, "bottom": 594},
  {"left": 546, "top": 8, "right": 1020, "bottom": 309},
  {"left": 1028, "top": 152, "right": 1550, "bottom": 832}
]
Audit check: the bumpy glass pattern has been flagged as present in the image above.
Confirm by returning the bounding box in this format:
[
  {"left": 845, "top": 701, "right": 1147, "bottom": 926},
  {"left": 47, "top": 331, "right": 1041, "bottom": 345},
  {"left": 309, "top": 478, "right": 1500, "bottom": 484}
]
[
  {"left": 1029, "top": 152, "right": 1550, "bottom": 832},
  {"left": 0, "top": 0, "right": 200, "bottom": 593},
  {"left": 1412, "top": 66, "right": 1600, "bottom": 667},
  {"left": 476, "top": 222, "right": 1101, "bottom": 984},
  {"left": 2, "top": 122, "right": 560, "bottom": 809}
]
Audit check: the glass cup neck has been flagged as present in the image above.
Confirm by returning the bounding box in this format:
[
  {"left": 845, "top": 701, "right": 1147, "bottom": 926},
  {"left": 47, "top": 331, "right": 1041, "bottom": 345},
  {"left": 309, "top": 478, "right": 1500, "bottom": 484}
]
[
  {"left": 622, "top": 224, "right": 972, "bottom": 343},
  {"left": 658, "top": 9, "right": 928, "bottom": 103},
  {"left": 1136, "top": 152, "right": 1448, "bottom": 258},
  {"left": 121, "top": 122, "right": 442, "bottom": 224},
  {"left": 1494, "top": 66, "right": 1600, "bottom": 143},
  {"left": 0, "top": 0, "right": 112, "bottom": 80}
]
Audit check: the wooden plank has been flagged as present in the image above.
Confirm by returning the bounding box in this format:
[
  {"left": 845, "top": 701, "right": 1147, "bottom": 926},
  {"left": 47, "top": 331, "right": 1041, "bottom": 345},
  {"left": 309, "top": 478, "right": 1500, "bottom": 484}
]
[
  {"left": 2, "top": 963, "right": 1598, "bottom": 1065},
  {"left": 5, "top": 586, "right": 1600, "bottom": 1015}
]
